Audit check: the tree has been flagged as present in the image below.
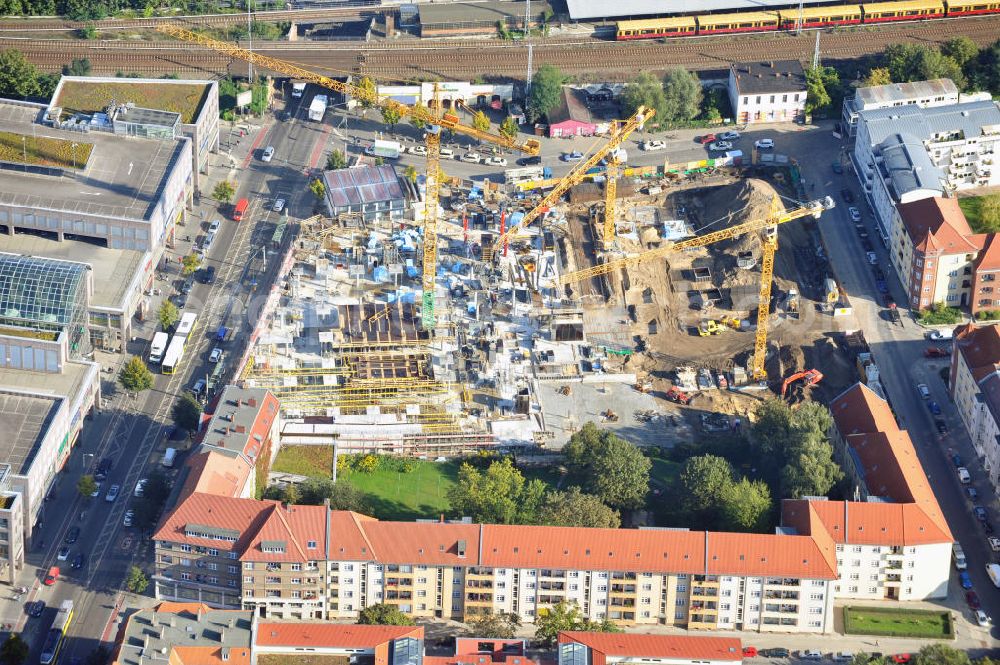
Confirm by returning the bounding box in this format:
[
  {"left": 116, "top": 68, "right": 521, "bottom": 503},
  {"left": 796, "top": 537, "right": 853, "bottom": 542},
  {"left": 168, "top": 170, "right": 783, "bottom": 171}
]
[
  {"left": 357, "top": 76, "right": 378, "bottom": 109},
  {"left": 621, "top": 72, "right": 668, "bottom": 125},
  {"left": 913, "top": 645, "right": 970, "bottom": 665},
  {"left": 472, "top": 110, "right": 491, "bottom": 133},
  {"left": 943, "top": 36, "right": 979, "bottom": 68},
  {"left": 410, "top": 113, "right": 427, "bottom": 130},
  {"left": 720, "top": 477, "right": 772, "bottom": 532},
  {"left": 863, "top": 67, "right": 892, "bottom": 87},
  {"left": 158, "top": 300, "right": 179, "bottom": 331},
  {"left": 119, "top": 356, "right": 153, "bottom": 394},
  {"left": 172, "top": 393, "right": 203, "bottom": 433},
  {"left": 499, "top": 116, "right": 518, "bottom": 140},
  {"left": 804, "top": 66, "right": 834, "bottom": 115},
  {"left": 467, "top": 611, "right": 522, "bottom": 639},
  {"left": 539, "top": 487, "right": 621, "bottom": 528},
  {"left": 677, "top": 455, "right": 734, "bottom": 524},
  {"left": 661, "top": 67, "right": 702, "bottom": 122},
  {"left": 326, "top": 149, "right": 347, "bottom": 170},
  {"left": 77, "top": 474, "right": 97, "bottom": 499},
  {"left": 358, "top": 603, "right": 415, "bottom": 626},
  {"left": 528, "top": 64, "right": 565, "bottom": 122},
  {"left": 403, "top": 165, "right": 418, "bottom": 183},
  {"left": 0, "top": 49, "right": 44, "bottom": 100},
  {"left": 295, "top": 477, "right": 370, "bottom": 512},
  {"left": 563, "top": 423, "right": 651, "bottom": 510},
  {"left": 310, "top": 177, "right": 326, "bottom": 200},
  {"left": 212, "top": 180, "right": 235, "bottom": 204},
  {"left": 883, "top": 43, "right": 966, "bottom": 89},
  {"left": 533, "top": 601, "right": 620, "bottom": 647},
  {"left": 61, "top": 57, "right": 91, "bottom": 76},
  {"left": 447, "top": 458, "right": 546, "bottom": 524},
  {"left": 381, "top": 104, "right": 401, "bottom": 128},
  {"left": 181, "top": 253, "right": 201, "bottom": 276},
  {"left": 751, "top": 400, "right": 842, "bottom": 499},
  {"left": 126, "top": 565, "right": 149, "bottom": 594},
  {"left": 0, "top": 634, "right": 28, "bottom": 665}
]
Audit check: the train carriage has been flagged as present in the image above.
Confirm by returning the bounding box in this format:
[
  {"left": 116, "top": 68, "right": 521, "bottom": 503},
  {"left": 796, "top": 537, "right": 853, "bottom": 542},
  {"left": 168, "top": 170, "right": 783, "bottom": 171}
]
[
  {"left": 862, "top": 0, "right": 945, "bottom": 22},
  {"left": 617, "top": 16, "right": 698, "bottom": 39},
  {"left": 696, "top": 11, "right": 780, "bottom": 34},
  {"left": 945, "top": 0, "right": 1000, "bottom": 16},
  {"left": 778, "top": 4, "right": 863, "bottom": 28}
]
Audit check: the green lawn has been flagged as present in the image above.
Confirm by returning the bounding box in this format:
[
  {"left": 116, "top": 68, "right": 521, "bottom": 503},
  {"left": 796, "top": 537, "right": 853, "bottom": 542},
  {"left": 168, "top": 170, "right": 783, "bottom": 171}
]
[
  {"left": 272, "top": 444, "right": 334, "bottom": 478},
  {"left": 959, "top": 196, "right": 985, "bottom": 231},
  {"left": 649, "top": 455, "right": 681, "bottom": 489},
  {"left": 843, "top": 606, "right": 953, "bottom": 639},
  {"left": 339, "top": 460, "right": 460, "bottom": 521}
]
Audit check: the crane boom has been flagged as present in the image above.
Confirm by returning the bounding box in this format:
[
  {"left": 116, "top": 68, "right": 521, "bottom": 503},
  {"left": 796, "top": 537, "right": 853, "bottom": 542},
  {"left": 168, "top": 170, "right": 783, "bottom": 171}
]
[
  {"left": 155, "top": 25, "right": 542, "bottom": 156},
  {"left": 555, "top": 196, "right": 834, "bottom": 285},
  {"left": 492, "top": 106, "right": 655, "bottom": 252}
]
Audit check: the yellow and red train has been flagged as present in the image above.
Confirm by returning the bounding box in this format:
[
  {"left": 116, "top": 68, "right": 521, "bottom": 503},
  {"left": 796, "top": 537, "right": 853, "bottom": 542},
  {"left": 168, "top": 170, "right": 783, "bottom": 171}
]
[{"left": 615, "top": 0, "right": 1000, "bottom": 39}]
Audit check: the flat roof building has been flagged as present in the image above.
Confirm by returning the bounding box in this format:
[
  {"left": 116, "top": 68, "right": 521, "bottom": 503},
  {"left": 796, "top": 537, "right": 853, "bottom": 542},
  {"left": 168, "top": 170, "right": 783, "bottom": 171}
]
[
  {"left": 111, "top": 603, "right": 255, "bottom": 665},
  {"left": 321, "top": 165, "right": 408, "bottom": 222}
]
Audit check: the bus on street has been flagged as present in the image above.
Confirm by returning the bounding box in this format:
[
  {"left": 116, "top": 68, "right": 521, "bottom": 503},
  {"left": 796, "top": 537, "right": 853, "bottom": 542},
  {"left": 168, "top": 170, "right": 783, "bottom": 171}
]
[
  {"left": 161, "top": 336, "right": 186, "bottom": 375},
  {"left": 149, "top": 332, "right": 169, "bottom": 364},
  {"left": 175, "top": 312, "right": 198, "bottom": 338},
  {"left": 40, "top": 600, "right": 73, "bottom": 665}
]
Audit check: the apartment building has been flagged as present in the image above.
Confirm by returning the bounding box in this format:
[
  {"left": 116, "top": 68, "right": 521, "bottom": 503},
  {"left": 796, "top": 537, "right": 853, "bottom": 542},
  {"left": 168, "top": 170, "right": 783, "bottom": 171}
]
[
  {"left": 951, "top": 323, "right": 1000, "bottom": 489},
  {"left": 784, "top": 383, "right": 952, "bottom": 601},
  {"left": 728, "top": 60, "right": 807, "bottom": 125},
  {"left": 841, "top": 78, "right": 959, "bottom": 139},
  {"left": 558, "top": 631, "right": 742, "bottom": 665},
  {"left": 853, "top": 98, "right": 1000, "bottom": 243},
  {"left": 200, "top": 386, "right": 280, "bottom": 493}
]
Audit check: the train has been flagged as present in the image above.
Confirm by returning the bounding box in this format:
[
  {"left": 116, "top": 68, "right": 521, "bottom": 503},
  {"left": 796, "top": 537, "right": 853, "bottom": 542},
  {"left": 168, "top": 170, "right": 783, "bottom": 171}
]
[{"left": 615, "top": 0, "right": 1000, "bottom": 39}]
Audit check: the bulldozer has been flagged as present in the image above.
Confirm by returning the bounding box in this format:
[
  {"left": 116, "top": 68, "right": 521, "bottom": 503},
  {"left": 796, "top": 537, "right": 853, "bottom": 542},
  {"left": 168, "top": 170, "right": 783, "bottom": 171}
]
[
  {"left": 666, "top": 386, "right": 691, "bottom": 405},
  {"left": 698, "top": 320, "right": 726, "bottom": 336},
  {"left": 780, "top": 369, "right": 823, "bottom": 398}
]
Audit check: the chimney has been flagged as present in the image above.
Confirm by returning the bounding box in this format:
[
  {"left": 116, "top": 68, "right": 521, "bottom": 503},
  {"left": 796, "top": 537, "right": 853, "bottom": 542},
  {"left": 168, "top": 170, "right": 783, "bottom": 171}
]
[
  {"left": 197, "top": 606, "right": 205, "bottom": 621},
  {"left": 169, "top": 617, "right": 176, "bottom": 627},
  {"left": 235, "top": 425, "right": 246, "bottom": 434},
  {"left": 247, "top": 397, "right": 257, "bottom": 408},
  {"left": 220, "top": 628, "right": 227, "bottom": 642}
]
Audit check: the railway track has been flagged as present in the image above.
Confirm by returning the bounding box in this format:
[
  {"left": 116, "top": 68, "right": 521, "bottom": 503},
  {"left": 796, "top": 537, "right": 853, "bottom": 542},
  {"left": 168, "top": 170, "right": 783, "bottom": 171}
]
[{"left": 6, "top": 14, "right": 1000, "bottom": 80}]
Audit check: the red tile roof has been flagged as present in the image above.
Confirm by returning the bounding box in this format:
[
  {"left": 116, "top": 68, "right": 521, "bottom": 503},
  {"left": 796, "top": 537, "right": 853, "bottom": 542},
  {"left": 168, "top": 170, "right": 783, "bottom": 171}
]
[
  {"left": 362, "top": 521, "right": 482, "bottom": 566},
  {"left": 255, "top": 623, "right": 422, "bottom": 649},
  {"left": 973, "top": 233, "right": 1000, "bottom": 271},
  {"left": 898, "top": 197, "right": 977, "bottom": 256},
  {"left": 558, "top": 631, "right": 742, "bottom": 662},
  {"left": 955, "top": 323, "right": 1000, "bottom": 383},
  {"left": 154, "top": 493, "right": 276, "bottom": 554},
  {"left": 178, "top": 450, "right": 253, "bottom": 501}
]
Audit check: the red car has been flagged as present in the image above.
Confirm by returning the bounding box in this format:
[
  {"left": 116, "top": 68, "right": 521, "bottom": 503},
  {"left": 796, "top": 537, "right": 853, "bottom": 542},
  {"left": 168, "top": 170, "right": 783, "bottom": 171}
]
[
  {"left": 966, "top": 590, "right": 981, "bottom": 610},
  {"left": 892, "top": 655, "right": 912, "bottom": 664},
  {"left": 44, "top": 566, "right": 59, "bottom": 585},
  {"left": 924, "top": 346, "right": 949, "bottom": 358},
  {"left": 699, "top": 133, "right": 717, "bottom": 144},
  {"left": 743, "top": 647, "right": 758, "bottom": 658}
]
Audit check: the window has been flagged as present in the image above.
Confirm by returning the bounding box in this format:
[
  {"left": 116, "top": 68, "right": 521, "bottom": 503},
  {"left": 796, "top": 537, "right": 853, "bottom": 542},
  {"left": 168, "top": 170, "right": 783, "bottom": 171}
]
[
  {"left": 849, "top": 586, "right": 858, "bottom": 593},
  {"left": 291, "top": 578, "right": 301, "bottom": 584},
  {"left": 770, "top": 95, "right": 775, "bottom": 103},
  {"left": 782, "top": 94, "right": 788, "bottom": 102},
  {"left": 756, "top": 96, "right": 761, "bottom": 104},
  {"left": 598, "top": 585, "right": 607, "bottom": 592},
  {"left": 871, "top": 561, "right": 879, "bottom": 568},
  {"left": 181, "top": 573, "right": 191, "bottom": 581},
  {"left": 642, "top": 597, "right": 652, "bottom": 604},
  {"left": 676, "top": 598, "right": 686, "bottom": 606},
  {"left": 180, "top": 559, "right": 191, "bottom": 567},
  {"left": 675, "top": 610, "right": 686, "bottom": 620},
  {"left": 244, "top": 576, "right": 254, "bottom": 583},
  {"left": 244, "top": 563, "right": 253, "bottom": 570},
  {"left": 228, "top": 580, "right": 236, "bottom": 587},
  {"left": 852, "top": 560, "right": 861, "bottom": 567},
  {"left": 291, "top": 563, "right": 302, "bottom": 571},
  {"left": 678, "top": 584, "right": 687, "bottom": 592},
  {"left": 207, "top": 563, "right": 218, "bottom": 571},
  {"left": 743, "top": 97, "right": 749, "bottom": 105},
  {"left": 209, "top": 548, "right": 219, "bottom": 557},
  {"left": 180, "top": 544, "right": 192, "bottom": 552},
  {"left": 643, "top": 584, "right": 652, "bottom": 591},
  {"left": 810, "top": 607, "right": 823, "bottom": 614},
  {"left": 307, "top": 540, "right": 317, "bottom": 549},
  {"left": 810, "top": 593, "right": 823, "bottom": 601},
  {"left": 228, "top": 565, "right": 238, "bottom": 574},
  {"left": 794, "top": 93, "right": 800, "bottom": 101},
  {"left": 868, "top": 587, "right": 878, "bottom": 594},
  {"left": 453, "top": 591, "right": 461, "bottom": 598},
  {"left": 497, "top": 595, "right": 506, "bottom": 602}
]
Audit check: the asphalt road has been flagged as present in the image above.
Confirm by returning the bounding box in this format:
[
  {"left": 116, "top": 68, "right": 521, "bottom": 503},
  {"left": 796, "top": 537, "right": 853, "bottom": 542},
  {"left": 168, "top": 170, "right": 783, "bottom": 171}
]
[{"left": 8, "top": 88, "right": 329, "bottom": 663}]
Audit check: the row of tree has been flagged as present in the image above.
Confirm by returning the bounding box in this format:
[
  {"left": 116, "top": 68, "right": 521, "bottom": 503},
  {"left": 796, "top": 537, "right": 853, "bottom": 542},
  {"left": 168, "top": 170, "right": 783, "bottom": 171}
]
[
  {"left": 867, "top": 37, "right": 1000, "bottom": 94},
  {"left": 0, "top": 0, "right": 256, "bottom": 20}
]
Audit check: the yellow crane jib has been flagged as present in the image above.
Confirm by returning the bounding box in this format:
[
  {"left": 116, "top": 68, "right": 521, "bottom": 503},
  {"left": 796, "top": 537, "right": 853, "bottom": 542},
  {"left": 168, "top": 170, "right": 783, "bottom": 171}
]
[
  {"left": 555, "top": 196, "right": 834, "bottom": 285},
  {"left": 492, "top": 106, "right": 655, "bottom": 252}
]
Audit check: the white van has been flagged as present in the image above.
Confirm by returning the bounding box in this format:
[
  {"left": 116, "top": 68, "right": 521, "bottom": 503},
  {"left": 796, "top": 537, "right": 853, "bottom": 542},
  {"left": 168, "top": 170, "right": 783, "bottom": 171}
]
[
  {"left": 439, "top": 148, "right": 455, "bottom": 158},
  {"left": 953, "top": 543, "right": 967, "bottom": 570},
  {"left": 987, "top": 563, "right": 1000, "bottom": 588},
  {"left": 929, "top": 328, "right": 954, "bottom": 340},
  {"left": 958, "top": 467, "right": 972, "bottom": 483}
]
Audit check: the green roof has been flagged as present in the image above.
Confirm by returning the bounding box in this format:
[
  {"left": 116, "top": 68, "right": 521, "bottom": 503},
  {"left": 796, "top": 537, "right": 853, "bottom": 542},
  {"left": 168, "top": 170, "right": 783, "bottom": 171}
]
[{"left": 56, "top": 80, "right": 209, "bottom": 124}]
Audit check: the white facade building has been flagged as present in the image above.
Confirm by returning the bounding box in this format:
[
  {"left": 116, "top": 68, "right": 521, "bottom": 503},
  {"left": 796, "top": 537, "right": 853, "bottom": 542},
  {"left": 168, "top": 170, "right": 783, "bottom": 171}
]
[
  {"left": 842, "top": 78, "right": 960, "bottom": 138},
  {"left": 951, "top": 323, "right": 1000, "bottom": 489},
  {"left": 728, "top": 60, "right": 806, "bottom": 125}
]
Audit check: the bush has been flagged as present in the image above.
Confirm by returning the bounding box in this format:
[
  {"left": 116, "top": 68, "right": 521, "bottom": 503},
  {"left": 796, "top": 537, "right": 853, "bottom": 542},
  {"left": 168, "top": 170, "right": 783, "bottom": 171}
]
[
  {"left": 356, "top": 454, "right": 380, "bottom": 473},
  {"left": 976, "top": 310, "right": 1000, "bottom": 321},
  {"left": 917, "top": 301, "right": 962, "bottom": 325}
]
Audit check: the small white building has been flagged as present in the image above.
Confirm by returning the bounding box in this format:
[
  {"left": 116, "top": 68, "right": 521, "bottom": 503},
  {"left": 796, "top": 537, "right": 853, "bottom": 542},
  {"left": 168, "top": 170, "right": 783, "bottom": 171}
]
[
  {"left": 842, "top": 78, "right": 959, "bottom": 139},
  {"left": 951, "top": 323, "right": 1000, "bottom": 490},
  {"left": 372, "top": 81, "right": 514, "bottom": 109},
  {"left": 728, "top": 60, "right": 806, "bottom": 125}
]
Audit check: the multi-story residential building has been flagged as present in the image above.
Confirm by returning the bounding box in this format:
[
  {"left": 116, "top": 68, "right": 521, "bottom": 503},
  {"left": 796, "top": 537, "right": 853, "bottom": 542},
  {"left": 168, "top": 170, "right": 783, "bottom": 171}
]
[
  {"left": 951, "top": 323, "right": 1000, "bottom": 489},
  {"left": 841, "top": 78, "right": 959, "bottom": 139},
  {"left": 852, "top": 98, "right": 1000, "bottom": 243},
  {"left": 728, "top": 60, "right": 807, "bottom": 125},
  {"left": 785, "top": 383, "right": 952, "bottom": 601},
  {"left": 558, "top": 631, "right": 742, "bottom": 665},
  {"left": 111, "top": 603, "right": 255, "bottom": 665},
  {"left": 199, "top": 386, "right": 280, "bottom": 494}
]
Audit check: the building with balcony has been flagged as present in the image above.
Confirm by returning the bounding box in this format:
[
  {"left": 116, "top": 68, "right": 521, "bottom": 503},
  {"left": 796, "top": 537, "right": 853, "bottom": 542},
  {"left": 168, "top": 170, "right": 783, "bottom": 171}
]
[
  {"left": 558, "top": 631, "right": 742, "bottom": 665},
  {"left": 853, "top": 98, "right": 1000, "bottom": 242},
  {"left": 841, "top": 78, "right": 959, "bottom": 139},
  {"left": 951, "top": 323, "right": 1000, "bottom": 490},
  {"left": 784, "top": 383, "right": 952, "bottom": 602}
]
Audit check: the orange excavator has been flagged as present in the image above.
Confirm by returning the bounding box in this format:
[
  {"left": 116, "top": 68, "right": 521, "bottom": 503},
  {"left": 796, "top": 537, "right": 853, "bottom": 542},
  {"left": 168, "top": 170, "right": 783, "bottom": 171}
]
[{"left": 780, "top": 369, "right": 823, "bottom": 398}]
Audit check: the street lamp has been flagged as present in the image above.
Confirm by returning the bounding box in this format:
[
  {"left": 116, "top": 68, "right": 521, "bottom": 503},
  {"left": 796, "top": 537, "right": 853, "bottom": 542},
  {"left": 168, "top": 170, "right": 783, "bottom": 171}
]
[
  {"left": 21, "top": 136, "right": 27, "bottom": 169},
  {"left": 71, "top": 142, "right": 78, "bottom": 170}
]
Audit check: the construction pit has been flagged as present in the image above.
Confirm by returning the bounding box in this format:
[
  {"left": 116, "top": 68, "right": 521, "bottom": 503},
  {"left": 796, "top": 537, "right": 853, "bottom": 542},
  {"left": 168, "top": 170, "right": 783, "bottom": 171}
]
[{"left": 241, "top": 164, "right": 862, "bottom": 457}]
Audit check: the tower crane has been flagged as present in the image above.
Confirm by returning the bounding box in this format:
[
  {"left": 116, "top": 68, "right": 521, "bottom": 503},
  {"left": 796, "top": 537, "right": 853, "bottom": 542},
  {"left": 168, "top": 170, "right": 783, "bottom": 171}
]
[
  {"left": 157, "top": 25, "right": 541, "bottom": 330},
  {"left": 491, "top": 106, "right": 655, "bottom": 253},
  {"left": 556, "top": 195, "right": 835, "bottom": 381}
]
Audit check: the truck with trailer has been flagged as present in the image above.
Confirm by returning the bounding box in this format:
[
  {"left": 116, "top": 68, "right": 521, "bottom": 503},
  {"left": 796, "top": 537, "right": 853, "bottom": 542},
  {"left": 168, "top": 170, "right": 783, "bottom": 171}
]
[
  {"left": 364, "top": 140, "right": 403, "bottom": 159},
  {"left": 308, "top": 94, "right": 328, "bottom": 121}
]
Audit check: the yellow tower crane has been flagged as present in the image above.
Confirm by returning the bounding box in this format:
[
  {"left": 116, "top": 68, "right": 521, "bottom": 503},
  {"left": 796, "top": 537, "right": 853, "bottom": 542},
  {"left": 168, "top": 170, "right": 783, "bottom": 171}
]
[
  {"left": 556, "top": 195, "right": 835, "bottom": 381},
  {"left": 491, "top": 106, "right": 655, "bottom": 253},
  {"left": 157, "top": 25, "right": 541, "bottom": 330}
]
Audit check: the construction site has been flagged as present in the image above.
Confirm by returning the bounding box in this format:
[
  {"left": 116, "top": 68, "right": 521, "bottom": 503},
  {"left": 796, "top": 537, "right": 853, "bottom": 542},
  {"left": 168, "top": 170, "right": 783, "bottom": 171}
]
[{"left": 165, "top": 28, "right": 878, "bottom": 456}]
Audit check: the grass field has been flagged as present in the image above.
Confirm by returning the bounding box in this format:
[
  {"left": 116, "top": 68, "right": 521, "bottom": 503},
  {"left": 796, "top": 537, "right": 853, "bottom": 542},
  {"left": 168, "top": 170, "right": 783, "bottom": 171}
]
[
  {"left": 56, "top": 80, "right": 209, "bottom": 124},
  {"left": 0, "top": 132, "right": 93, "bottom": 169},
  {"left": 843, "top": 606, "right": 953, "bottom": 639},
  {"left": 959, "top": 196, "right": 985, "bottom": 231},
  {"left": 340, "top": 460, "right": 460, "bottom": 521},
  {"left": 649, "top": 455, "right": 681, "bottom": 488}
]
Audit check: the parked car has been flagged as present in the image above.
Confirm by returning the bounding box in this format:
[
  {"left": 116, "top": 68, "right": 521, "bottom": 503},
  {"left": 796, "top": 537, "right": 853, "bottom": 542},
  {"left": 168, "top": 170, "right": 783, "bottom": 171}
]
[
  {"left": 760, "top": 648, "right": 790, "bottom": 658},
  {"left": 698, "top": 133, "right": 717, "bottom": 144},
  {"left": 562, "top": 151, "right": 584, "bottom": 162},
  {"left": 925, "top": 346, "right": 949, "bottom": 358},
  {"left": 755, "top": 138, "right": 774, "bottom": 149},
  {"left": 44, "top": 567, "right": 58, "bottom": 585},
  {"left": 975, "top": 610, "right": 991, "bottom": 627},
  {"left": 891, "top": 654, "right": 912, "bottom": 664},
  {"left": 866, "top": 251, "right": 878, "bottom": 265},
  {"left": 967, "top": 487, "right": 978, "bottom": 500},
  {"left": 27, "top": 600, "right": 45, "bottom": 618},
  {"left": 209, "top": 347, "right": 223, "bottom": 363},
  {"left": 641, "top": 140, "right": 667, "bottom": 151},
  {"left": 517, "top": 155, "right": 542, "bottom": 166},
  {"left": 960, "top": 571, "right": 974, "bottom": 589},
  {"left": 834, "top": 653, "right": 854, "bottom": 662},
  {"left": 988, "top": 536, "right": 1000, "bottom": 551},
  {"left": 849, "top": 206, "right": 862, "bottom": 222},
  {"left": 967, "top": 590, "right": 981, "bottom": 610},
  {"left": 974, "top": 506, "right": 989, "bottom": 522},
  {"left": 841, "top": 188, "right": 855, "bottom": 203},
  {"left": 935, "top": 419, "right": 949, "bottom": 434},
  {"left": 408, "top": 145, "right": 427, "bottom": 156},
  {"left": 799, "top": 650, "right": 823, "bottom": 661},
  {"left": 461, "top": 152, "right": 482, "bottom": 163},
  {"left": 57, "top": 547, "right": 70, "bottom": 561},
  {"left": 180, "top": 277, "right": 194, "bottom": 295},
  {"left": 742, "top": 647, "right": 757, "bottom": 658},
  {"left": 90, "top": 481, "right": 102, "bottom": 498},
  {"left": 123, "top": 510, "right": 134, "bottom": 527},
  {"left": 134, "top": 478, "right": 147, "bottom": 497},
  {"left": 484, "top": 156, "right": 507, "bottom": 167},
  {"left": 273, "top": 198, "right": 285, "bottom": 213},
  {"left": 208, "top": 219, "right": 221, "bottom": 234},
  {"left": 64, "top": 526, "right": 79, "bottom": 544},
  {"left": 189, "top": 378, "right": 207, "bottom": 398},
  {"left": 917, "top": 383, "right": 931, "bottom": 399},
  {"left": 719, "top": 131, "right": 741, "bottom": 141},
  {"left": 105, "top": 484, "right": 121, "bottom": 503},
  {"left": 958, "top": 467, "right": 972, "bottom": 483},
  {"left": 832, "top": 161, "right": 844, "bottom": 174},
  {"left": 952, "top": 453, "right": 963, "bottom": 467},
  {"left": 71, "top": 553, "right": 85, "bottom": 570},
  {"left": 928, "top": 400, "right": 942, "bottom": 415},
  {"left": 261, "top": 146, "right": 274, "bottom": 162},
  {"left": 708, "top": 140, "right": 733, "bottom": 151}
]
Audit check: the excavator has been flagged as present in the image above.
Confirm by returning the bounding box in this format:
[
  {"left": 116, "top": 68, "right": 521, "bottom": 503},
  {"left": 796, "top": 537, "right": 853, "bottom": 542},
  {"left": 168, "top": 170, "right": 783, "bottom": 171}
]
[
  {"left": 780, "top": 369, "right": 824, "bottom": 398},
  {"left": 698, "top": 320, "right": 727, "bottom": 336}
]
